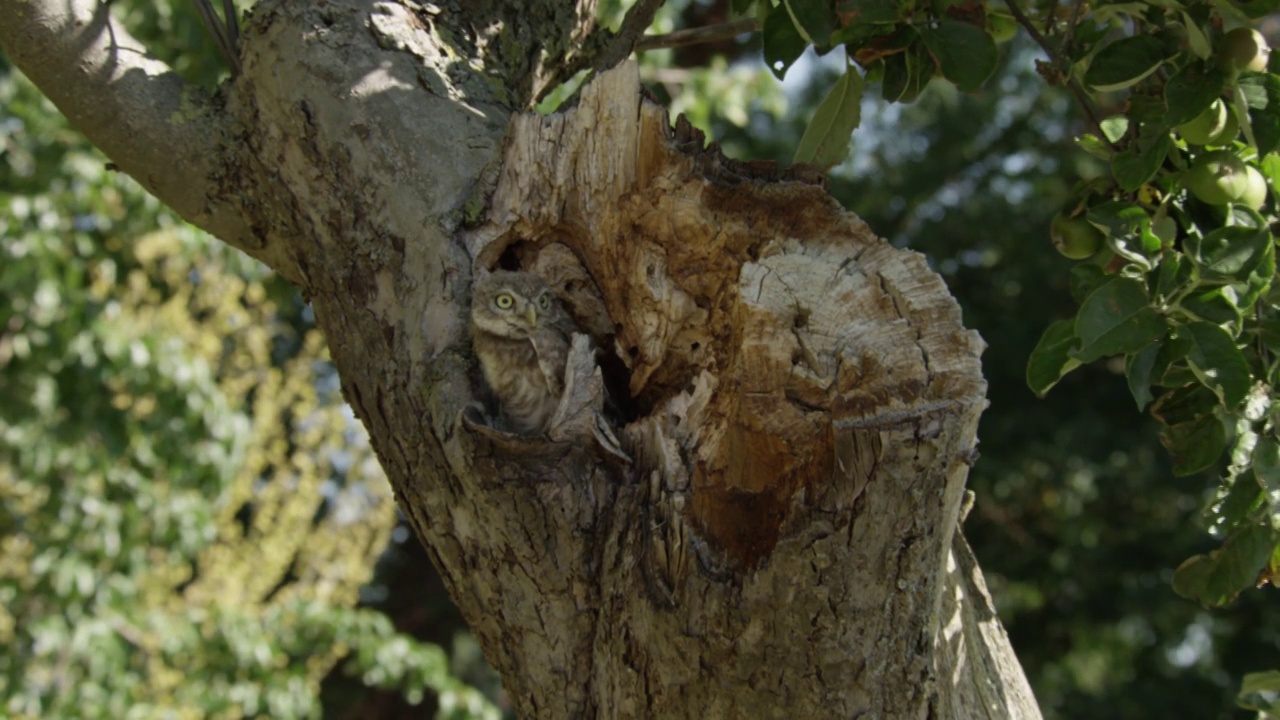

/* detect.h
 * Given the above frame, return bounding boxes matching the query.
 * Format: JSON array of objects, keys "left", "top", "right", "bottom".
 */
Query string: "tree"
[{"left": 11, "top": 0, "right": 1272, "bottom": 717}]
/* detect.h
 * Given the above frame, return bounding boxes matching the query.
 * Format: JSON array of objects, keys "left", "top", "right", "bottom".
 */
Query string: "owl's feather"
[{"left": 471, "top": 270, "right": 577, "bottom": 434}]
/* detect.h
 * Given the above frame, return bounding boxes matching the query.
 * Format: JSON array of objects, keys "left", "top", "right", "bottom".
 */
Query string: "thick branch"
[{"left": 0, "top": 0, "right": 259, "bottom": 261}]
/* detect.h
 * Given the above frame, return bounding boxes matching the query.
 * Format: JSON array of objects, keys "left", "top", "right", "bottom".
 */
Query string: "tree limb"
[
  {"left": 0, "top": 0, "right": 258, "bottom": 262},
  {"left": 594, "top": 0, "right": 667, "bottom": 71},
  {"left": 1002, "top": 0, "right": 1115, "bottom": 149},
  {"left": 636, "top": 18, "right": 759, "bottom": 52}
]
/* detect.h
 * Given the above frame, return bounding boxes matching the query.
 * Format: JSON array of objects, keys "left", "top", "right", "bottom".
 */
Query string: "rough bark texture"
[{"left": 0, "top": 0, "right": 1042, "bottom": 718}]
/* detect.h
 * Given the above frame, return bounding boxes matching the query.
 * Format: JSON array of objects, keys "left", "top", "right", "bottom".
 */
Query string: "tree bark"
[{"left": 0, "top": 0, "right": 1042, "bottom": 717}]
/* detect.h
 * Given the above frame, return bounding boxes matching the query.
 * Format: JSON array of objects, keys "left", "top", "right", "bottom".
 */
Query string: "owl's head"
[{"left": 471, "top": 269, "right": 558, "bottom": 339}]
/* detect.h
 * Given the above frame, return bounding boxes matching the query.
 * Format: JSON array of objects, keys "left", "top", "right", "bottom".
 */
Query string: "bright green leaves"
[
  {"left": 916, "top": 20, "right": 998, "bottom": 92},
  {"left": 795, "top": 62, "right": 865, "bottom": 166},
  {"left": 1084, "top": 35, "right": 1172, "bottom": 92}
]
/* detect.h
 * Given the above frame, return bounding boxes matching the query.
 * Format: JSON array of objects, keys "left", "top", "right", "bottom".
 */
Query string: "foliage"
[{"left": 0, "top": 40, "right": 496, "bottom": 720}]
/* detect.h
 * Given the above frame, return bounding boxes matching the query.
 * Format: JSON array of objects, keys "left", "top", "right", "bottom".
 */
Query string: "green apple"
[
  {"left": 1219, "top": 27, "right": 1271, "bottom": 73},
  {"left": 1240, "top": 165, "right": 1269, "bottom": 210},
  {"left": 1177, "top": 100, "right": 1229, "bottom": 145},
  {"left": 1050, "top": 212, "right": 1104, "bottom": 259},
  {"left": 1205, "top": 105, "right": 1239, "bottom": 147},
  {"left": 1185, "top": 150, "right": 1250, "bottom": 205}
]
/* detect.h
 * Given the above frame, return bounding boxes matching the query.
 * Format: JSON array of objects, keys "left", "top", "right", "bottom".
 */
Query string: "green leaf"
[
  {"left": 1235, "top": 0, "right": 1280, "bottom": 18},
  {"left": 1184, "top": 225, "right": 1271, "bottom": 282},
  {"left": 732, "top": 0, "right": 757, "bottom": 14},
  {"left": 1075, "top": 133, "right": 1114, "bottom": 161},
  {"left": 783, "top": 0, "right": 837, "bottom": 48},
  {"left": 1099, "top": 116, "right": 1129, "bottom": 143},
  {"left": 1164, "top": 62, "right": 1226, "bottom": 126},
  {"left": 1087, "top": 200, "right": 1150, "bottom": 237},
  {"left": 794, "top": 63, "right": 865, "bottom": 168},
  {"left": 1239, "top": 671, "right": 1280, "bottom": 713},
  {"left": 1069, "top": 262, "right": 1109, "bottom": 304},
  {"left": 1083, "top": 35, "right": 1170, "bottom": 92},
  {"left": 1155, "top": 251, "right": 1190, "bottom": 299},
  {"left": 1179, "top": 286, "right": 1244, "bottom": 326},
  {"left": 1159, "top": 407, "right": 1227, "bottom": 475},
  {"left": 1026, "top": 319, "right": 1082, "bottom": 397},
  {"left": 1125, "top": 341, "right": 1162, "bottom": 410},
  {"left": 1172, "top": 524, "right": 1275, "bottom": 607},
  {"left": 1111, "top": 130, "right": 1171, "bottom": 191},
  {"left": 1241, "top": 73, "right": 1280, "bottom": 154},
  {"left": 1183, "top": 321, "right": 1250, "bottom": 407},
  {"left": 1151, "top": 333, "right": 1193, "bottom": 387},
  {"left": 1260, "top": 152, "right": 1280, "bottom": 197},
  {"left": 1215, "top": 470, "right": 1266, "bottom": 532},
  {"left": 1180, "top": 12, "right": 1213, "bottom": 60},
  {"left": 1253, "top": 435, "right": 1280, "bottom": 523},
  {"left": 1073, "top": 278, "right": 1168, "bottom": 363},
  {"left": 881, "top": 39, "right": 931, "bottom": 103},
  {"left": 917, "top": 20, "right": 997, "bottom": 93},
  {"left": 1239, "top": 233, "right": 1276, "bottom": 307},
  {"left": 764, "top": 5, "right": 810, "bottom": 79}
]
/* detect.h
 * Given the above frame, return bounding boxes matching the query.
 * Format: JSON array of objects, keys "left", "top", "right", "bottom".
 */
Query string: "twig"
[
  {"left": 191, "top": 0, "right": 241, "bottom": 74},
  {"left": 1002, "top": 0, "right": 1056, "bottom": 65},
  {"left": 636, "top": 18, "right": 760, "bottom": 52},
  {"left": 1003, "top": 0, "right": 1114, "bottom": 148},
  {"left": 538, "top": 0, "right": 667, "bottom": 103},
  {"left": 222, "top": 0, "right": 240, "bottom": 56},
  {"left": 595, "top": 0, "right": 667, "bottom": 71},
  {"left": 1064, "top": 0, "right": 1086, "bottom": 52}
]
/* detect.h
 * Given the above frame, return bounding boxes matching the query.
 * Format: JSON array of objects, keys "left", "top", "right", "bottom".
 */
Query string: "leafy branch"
[{"left": 1001, "top": 0, "right": 1114, "bottom": 148}]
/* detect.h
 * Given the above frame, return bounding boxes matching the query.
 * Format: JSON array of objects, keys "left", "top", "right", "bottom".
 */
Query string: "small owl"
[{"left": 471, "top": 269, "right": 579, "bottom": 435}]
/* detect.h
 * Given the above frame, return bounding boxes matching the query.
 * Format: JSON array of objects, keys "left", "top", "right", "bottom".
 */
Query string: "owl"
[{"left": 471, "top": 269, "right": 579, "bottom": 435}]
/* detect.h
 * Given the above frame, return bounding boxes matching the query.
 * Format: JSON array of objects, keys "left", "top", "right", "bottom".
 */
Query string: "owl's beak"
[{"left": 525, "top": 306, "right": 538, "bottom": 326}]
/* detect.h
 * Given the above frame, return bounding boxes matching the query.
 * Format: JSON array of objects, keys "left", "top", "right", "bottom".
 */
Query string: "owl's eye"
[
  {"left": 495, "top": 293, "right": 515, "bottom": 309},
  {"left": 537, "top": 293, "right": 552, "bottom": 310}
]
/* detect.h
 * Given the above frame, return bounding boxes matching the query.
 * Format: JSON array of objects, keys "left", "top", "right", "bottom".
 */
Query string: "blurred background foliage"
[
  {"left": 0, "top": 1, "right": 499, "bottom": 718},
  {"left": 2, "top": 0, "right": 1277, "bottom": 718}
]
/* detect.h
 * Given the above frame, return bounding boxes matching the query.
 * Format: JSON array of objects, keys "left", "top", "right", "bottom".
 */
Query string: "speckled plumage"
[{"left": 471, "top": 270, "right": 579, "bottom": 434}]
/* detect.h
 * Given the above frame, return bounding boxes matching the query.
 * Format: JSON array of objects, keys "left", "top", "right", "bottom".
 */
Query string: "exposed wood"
[
  {"left": 453, "top": 61, "right": 1014, "bottom": 717},
  {"left": 0, "top": 0, "right": 1042, "bottom": 716}
]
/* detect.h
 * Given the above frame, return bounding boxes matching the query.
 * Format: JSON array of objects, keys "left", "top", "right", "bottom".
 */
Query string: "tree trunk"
[{"left": 0, "top": 0, "right": 1042, "bottom": 717}]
